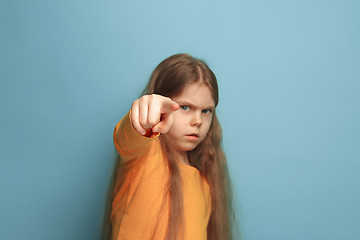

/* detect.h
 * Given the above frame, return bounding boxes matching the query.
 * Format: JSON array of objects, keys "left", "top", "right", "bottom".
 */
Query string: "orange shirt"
[{"left": 112, "top": 111, "right": 212, "bottom": 240}]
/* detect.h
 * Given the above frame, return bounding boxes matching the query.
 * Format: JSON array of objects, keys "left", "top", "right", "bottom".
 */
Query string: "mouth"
[
  {"left": 187, "top": 133, "right": 199, "bottom": 137},
  {"left": 185, "top": 133, "right": 199, "bottom": 141}
]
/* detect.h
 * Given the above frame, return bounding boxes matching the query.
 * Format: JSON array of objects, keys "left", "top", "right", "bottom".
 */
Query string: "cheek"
[
  {"left": 173, "top": 112, "right": 190, "bottom": 126},
  {"left": 202, "top": 119, "right": 213, "bottom": 135}
]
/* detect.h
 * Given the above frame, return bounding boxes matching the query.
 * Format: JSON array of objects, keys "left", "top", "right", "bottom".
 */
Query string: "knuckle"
[
  {"left": 139, "top": 96, "right": 146, "bottom": 104},
  {"left": 164, "top": 96, "right": 171, "bottom": 103},
  {"left": 151, "top": 94, "right": 161, "bottom": 104},
  {"left": 131, "top": 99, "right": 139, "bottom": 109}
]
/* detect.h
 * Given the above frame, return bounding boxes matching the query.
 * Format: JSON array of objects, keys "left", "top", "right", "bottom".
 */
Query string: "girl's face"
[{"left": 166, "top": 81, "right": 215, "bottom": 155}]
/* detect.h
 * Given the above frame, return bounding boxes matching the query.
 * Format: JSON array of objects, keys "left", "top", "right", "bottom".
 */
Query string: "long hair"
[{"left": 101, "top": 53, "right": 238, "bottom": 240}]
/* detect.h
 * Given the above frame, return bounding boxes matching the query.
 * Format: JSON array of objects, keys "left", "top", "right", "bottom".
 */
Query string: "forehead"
[{"left": 172, "top": 82, "right": 215, "bottom": 108}]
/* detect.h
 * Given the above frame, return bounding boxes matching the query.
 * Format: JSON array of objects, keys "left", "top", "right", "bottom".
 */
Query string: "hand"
[{"left": 131, "top": 94, "right": 180, "bottom": 135}]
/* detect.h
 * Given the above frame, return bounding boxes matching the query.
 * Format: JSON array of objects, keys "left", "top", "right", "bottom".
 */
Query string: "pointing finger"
[{"left": 161, "top": 98, "right": 179, "bottom": 115}]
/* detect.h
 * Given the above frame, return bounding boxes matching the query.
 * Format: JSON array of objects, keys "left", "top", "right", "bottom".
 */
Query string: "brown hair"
[{"left": 101, "top": 54, "right": 238, "bottom": 239}]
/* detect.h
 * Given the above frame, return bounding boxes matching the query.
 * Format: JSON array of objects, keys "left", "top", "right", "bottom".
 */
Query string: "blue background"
[{"left": 1, "top": 0, "right": 359, "bottom": 239}]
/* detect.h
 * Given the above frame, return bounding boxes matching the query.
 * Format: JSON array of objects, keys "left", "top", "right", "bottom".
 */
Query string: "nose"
[{"left": 190, "top": 111, "right": 202, "bottom": 127}]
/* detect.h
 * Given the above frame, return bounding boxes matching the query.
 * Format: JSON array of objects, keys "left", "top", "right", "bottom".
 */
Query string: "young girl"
[{"left": 102, "top": 54, "right": 237, "bottom": 240}]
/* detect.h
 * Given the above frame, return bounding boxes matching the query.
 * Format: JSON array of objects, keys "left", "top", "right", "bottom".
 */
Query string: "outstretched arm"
[{"left": 113, "top": 94, "right": 179, "bottom": 161}]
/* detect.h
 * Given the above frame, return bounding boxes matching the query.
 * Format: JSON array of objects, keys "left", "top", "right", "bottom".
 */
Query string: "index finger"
[{"left": 161, "top": 98, "right": 180, "bottom": 115}]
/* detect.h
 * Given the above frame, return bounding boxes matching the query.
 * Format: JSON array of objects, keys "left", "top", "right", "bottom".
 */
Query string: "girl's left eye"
[{"left": 202, "top": 109, "right": 213, "bottom": 114}]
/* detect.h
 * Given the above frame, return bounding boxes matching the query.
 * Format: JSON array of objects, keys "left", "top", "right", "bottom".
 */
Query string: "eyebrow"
[{"left": 176, "top": 100, "right": 215, "bottom": 110}]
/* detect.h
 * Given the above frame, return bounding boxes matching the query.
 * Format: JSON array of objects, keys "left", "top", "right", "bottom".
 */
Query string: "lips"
[
  {"left": 185, "top": 133, "right": 199, "bottom": 141},
  {"left": 187, "top": 133, "right": 199, "bottom": 137}
]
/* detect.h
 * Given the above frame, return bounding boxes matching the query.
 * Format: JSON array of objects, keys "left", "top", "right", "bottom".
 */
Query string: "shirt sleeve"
[{"left": 113, "top": 111, "right": 160, "bottom": 162}]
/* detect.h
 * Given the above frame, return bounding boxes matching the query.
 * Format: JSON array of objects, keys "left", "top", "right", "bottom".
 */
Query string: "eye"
[
  {"left": 202, "top": 109, "right": 213, "bottom": 114},
  {"left": 180, "top": 105, "right": 190, "bottom": 111}
]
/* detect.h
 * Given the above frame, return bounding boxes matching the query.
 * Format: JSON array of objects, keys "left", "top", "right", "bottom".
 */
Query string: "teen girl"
[{"left": 102, "top": 54, "right": 237, "bottom": 240}]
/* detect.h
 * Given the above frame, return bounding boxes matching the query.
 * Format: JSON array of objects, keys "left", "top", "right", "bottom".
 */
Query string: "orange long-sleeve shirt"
[{"left": 111, "top": 111, "right": 212, "bottom": 240}]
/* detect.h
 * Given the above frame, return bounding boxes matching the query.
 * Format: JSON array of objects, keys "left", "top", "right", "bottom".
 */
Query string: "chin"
[{"left": 180, "top": 144, "right": 198, "bottom": 152}]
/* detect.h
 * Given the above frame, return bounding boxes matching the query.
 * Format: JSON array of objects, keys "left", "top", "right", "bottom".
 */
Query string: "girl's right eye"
[{"left": 180, "top": 105, "right": 190, "bottom": 111}]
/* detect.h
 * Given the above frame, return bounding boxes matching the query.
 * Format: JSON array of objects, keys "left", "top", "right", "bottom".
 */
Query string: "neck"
[{"left": 173, "top": 150, "right": 190, "bottom": 166}]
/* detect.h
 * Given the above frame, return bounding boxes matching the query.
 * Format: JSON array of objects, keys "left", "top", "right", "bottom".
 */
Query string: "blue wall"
[{"left": 1, "top": 0, "right": 359, "bottom": 239}]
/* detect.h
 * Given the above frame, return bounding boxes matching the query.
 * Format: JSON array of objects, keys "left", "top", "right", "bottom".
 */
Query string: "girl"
[{"left": 102, "top": 54, "right": 237, "bottom": 240}]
